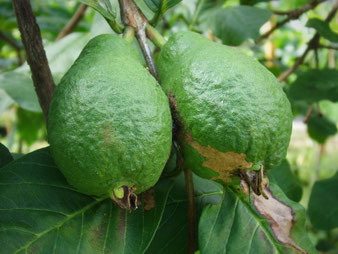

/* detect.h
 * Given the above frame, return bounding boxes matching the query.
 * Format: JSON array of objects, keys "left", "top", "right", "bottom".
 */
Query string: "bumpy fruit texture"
[
  {"left": 157, "top": 31, "right": 292, "bottom": 184},
  {"left": 48, "top": 34, "right": 172, "bottom": 196}
]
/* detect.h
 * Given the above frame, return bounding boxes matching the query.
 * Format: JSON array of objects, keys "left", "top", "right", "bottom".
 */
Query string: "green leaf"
[
  {"left": 0, "top": 89, "right": 13, "bottom": 115},
  {"left": 307, "top": 113, "right": 337, "bottom": 144},
  {"left": 289, "top": 69, "right": 338, "bottom": 103},
  {"left": 267, "top": 159, "right": 303, "bottom": 202},
  {"left": 204, "top": 6, "right": 272, "bottom": 46},
  {"left": 0, "top": 33, "right": 89, "bottom": 112},
  {"left": 199, "top": 183, "right": 317, "bottom": 254},
  {"left": 45, "top": 33, "right": 90, "bottom": 83},
  {"left": 240, "top": 0, "right": 271, "bottom": 5},
  {"left": 319, "top": 100, "right": 338, "bottom": 122},
  {"left": 146, "top": 173, "right": 223, "bottom": 253},
  {"left": 0, "top": 147, "right": 174, "bottom": 254},
  {"left": 144, "top": 0, "right": 182, "bottom": 14},
  {"left": 79, "top": 0, "right": 116, "bottom": 21},
  {"left": 306, "top": 18, "right": 338, "bottom": 43},
  {"left": 17, "top": 108, "right": 46, "bottom": 146},
  {"left": 308, "top": 172, "right": 338, "bottom": 231},
  {"left": 0, "top": 143, "right": 13, "bottom": 168},
  {"left": 0, "top": 72, "right": 41, "bottom": 112}
]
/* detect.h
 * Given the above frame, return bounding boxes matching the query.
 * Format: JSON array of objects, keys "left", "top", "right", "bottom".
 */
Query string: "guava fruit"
[
  {"left": 157, "top": 31, "right": 292, "bottom": 192},
  {"left": 48, "top": 34, "right": 172, "bottom": 209}
]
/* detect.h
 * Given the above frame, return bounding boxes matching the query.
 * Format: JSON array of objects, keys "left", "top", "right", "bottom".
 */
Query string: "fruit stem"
[
  {"left": 183, "top": 165, "right": 196, "bottom": 253},
  {"left": 118, "top": 0, "right": 159, "bottom": 79},
  {"left": 145, "top": 24, "right": 167, "bottom": 49}
]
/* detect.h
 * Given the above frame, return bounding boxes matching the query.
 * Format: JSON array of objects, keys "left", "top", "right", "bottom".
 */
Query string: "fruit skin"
[
  {"left": 48, "top": 34, "right": 172, "bottom": 196},
  {"left": 157, "top": 31, "right": 292, "bottom": 184}
]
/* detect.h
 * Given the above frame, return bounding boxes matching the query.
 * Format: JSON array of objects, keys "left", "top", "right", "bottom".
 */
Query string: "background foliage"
[{"left": 0, "top": 0, "right": 337, "bottom": 253}]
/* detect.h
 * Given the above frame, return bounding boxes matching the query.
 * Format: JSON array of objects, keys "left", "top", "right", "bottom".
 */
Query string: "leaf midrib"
[
  {"left": 230, "top": 188, "right": 283, "bottom": 254},
  {"left": 13, "top": 196, "right": 108, "bottom": 254}
]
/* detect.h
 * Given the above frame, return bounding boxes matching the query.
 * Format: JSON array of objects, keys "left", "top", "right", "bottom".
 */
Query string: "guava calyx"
[
  {"left": 237, "top": 165, "right": 269, "bottom": 199},
  {"left": 112, "top": 186, "right": 138, "bottom": 210}
]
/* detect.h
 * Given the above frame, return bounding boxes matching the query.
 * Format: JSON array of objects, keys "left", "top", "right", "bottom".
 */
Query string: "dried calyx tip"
[{"left": 112, "top": 185, "right": 138, "bottom": 210}]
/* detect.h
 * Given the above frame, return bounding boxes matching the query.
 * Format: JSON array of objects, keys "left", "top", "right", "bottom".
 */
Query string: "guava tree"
[{"left": 0, "top": 0, "right": 337, "bottom": 253}]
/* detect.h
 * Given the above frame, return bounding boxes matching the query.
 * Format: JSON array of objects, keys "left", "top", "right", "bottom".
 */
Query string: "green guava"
[
  {"left": 48, "top": 34, "right": 172, "bottom": 209},
  {"left": 157, "top": 31, "right": 293, "bottom": 190}
]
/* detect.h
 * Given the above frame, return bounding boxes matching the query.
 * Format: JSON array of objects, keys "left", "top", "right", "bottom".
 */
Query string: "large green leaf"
[
  {"left": 0, "top": 147, "right": 174, "bottom": 254},
  {"left": 144, "top": 0, "right": 182, "bottom": 14},
  {"left": 288, "top": 69, "right": 338, "bottom": 103},
  {"left": 308, "top": 172, "right": 338, "bottom": 231},
  {"left": 0, "top": 33, "right": 90, "bottom": 112},
  {"left": 267, "top": 159, "right": 303, "bottom": 202},
  {"left": 0, "top": 72, "right": 41, "bottom": 112},
  {"left": 0, "top": 89, "right": 13, "bottom": 115},
  {"left": 203, "top": 6, "right": 272, "bottom": 46},
  {"left": 0, "top": 142, "right": 13, "bottom": 168},
  {"left": 306, "top": 18, "right": 338, "bottom": 43},
  {"left": 16, "top": 108, "right": 46, "bottom": 146},
  {"left": 199, "top": 183, "right": 317, "bottom": 254},
  {"left": 307, "top": 113, "right": 337, "bottom": 144},
  {"left": 146, "top": 173, "right": 223, "bottom": 254}
]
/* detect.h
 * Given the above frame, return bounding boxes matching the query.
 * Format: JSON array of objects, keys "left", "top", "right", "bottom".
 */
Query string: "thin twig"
[
  {"left": 0, "top": 30, "right": 21, "bottom": 51},
  {"left": 318, "top": 44, "right": 338, "bottom": 50},
  {"left": 303, "top": 105, "right": 313, "bottom": 123},
  {"left": 277, "top": 45, "right": 313, "bottom": 82},
  {"left": 56, "top": 4, "right": 88, "bottom": 41},
  {"left": 0, "top": 30, "right": 24, "bottom": 64},
  {"left": 278, "top": 0, "right": 338, "bottom": 82},
  {"left": 11, "top": 0, "right": 56, "bottom": 123},
  {"left": 257, "top": 0, "right": 326, "bottom": 44},
  {"left": 118, "top": 0, "right": 158, "bottom": 79}
]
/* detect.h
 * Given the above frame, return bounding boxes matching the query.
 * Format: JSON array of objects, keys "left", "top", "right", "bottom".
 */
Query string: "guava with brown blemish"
[
  {"left": 157, "top": 31, "right": 292, "bottom": 185},
  {"left": 48, "top": 34, "right": 172, "bottom": 208}
]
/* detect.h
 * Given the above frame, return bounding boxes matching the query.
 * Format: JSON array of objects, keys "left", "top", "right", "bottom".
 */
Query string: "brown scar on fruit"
[
  {"left": 254, "top": 185, "right": 306, "bottom": 254},
  {"left": 185, "top": 132, "right": 252, "bottom": 182}
]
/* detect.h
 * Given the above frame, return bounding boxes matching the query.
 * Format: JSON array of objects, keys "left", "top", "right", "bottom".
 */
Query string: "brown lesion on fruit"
[
  {"left": 100, "top": 123, "right": 119, "bottom": 148},
  {"left": 185, "top": 132, "right": 252, "bottom": 183},
  {"left": 253, "top": 183, "right": 307, "bottom": 254},
  {"left": 112, "top": 186, "right": 138, "bottom": 210}
]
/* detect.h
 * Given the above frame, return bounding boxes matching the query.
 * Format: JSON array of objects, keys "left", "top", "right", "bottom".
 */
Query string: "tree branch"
[
  {"left": 257, "top": 0, "right": 326, "bottom": 44},
  {"left": 319, "top": 44, "right": 338, "bottom": 50},
  {"left": 0, "top": 30, "right": 24, "bottom": 65},
  {"left": 11, "top": 0, "right": 55, "bottom": 123},
  {"left": 56, "top": 4, "right": 88, "bottom": 41},
  {"left": 278, "top": 0, "right": 338, "bottom": 82},
  {"left": 118, "top": 0, "right": 158, "bottom": 79}
]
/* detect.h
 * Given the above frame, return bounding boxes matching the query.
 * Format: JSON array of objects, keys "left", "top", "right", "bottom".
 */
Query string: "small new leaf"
[
  {"left": 144, "top": 0, "right": 182, "bottom": 14},
  {"left": 306, "top": 18, "right": 338, "bottom": 43},
  {"left": 79, "top": 0, "right": 116, "bottom": 21}
]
